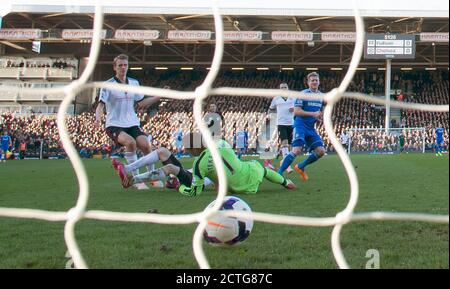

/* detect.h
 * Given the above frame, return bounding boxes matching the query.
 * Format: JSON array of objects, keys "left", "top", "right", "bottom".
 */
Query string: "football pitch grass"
[{"left": 0, "top": 153, "right": 448, "bottom": 269}]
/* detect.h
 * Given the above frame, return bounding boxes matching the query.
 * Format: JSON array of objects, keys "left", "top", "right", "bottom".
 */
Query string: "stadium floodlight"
[
  {"left": 155, "top": 67, "right": 168, "bottom": 70},
  {"left": 180, "top": 67, "right": 194, "bottom": 70}
]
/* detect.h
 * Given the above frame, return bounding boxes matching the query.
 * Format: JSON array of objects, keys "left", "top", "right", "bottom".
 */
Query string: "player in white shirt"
[
  {"left": 266, "top": 82, "right": 295, "bottom": 173},
  {"left": 204, "top": 102, "right": 225, "bottom": 139},
  {"left": 340, "top": 130, "right": 350, "bottom": 152},
  {"left": 95, "top": 54, "right": 160, "bottom": 190}
]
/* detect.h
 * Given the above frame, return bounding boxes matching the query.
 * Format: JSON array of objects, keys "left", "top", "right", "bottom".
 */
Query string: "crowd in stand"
[
  {"left": 0, "top": 70, "right": 448, "bottom": 158},
  {"left": 348, "top": 129, "right": 429, "bottom": 154},
  {"left": 0, "top": 57, "right": 77, "bottom": 69}
]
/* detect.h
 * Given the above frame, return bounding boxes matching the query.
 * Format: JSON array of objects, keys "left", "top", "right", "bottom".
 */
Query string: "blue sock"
[
  {"left": 298, "top": 152, "right": 319, "bottom": 170},
  {"left": 278, "top": 152, "right": 296, "bottom": 174}
]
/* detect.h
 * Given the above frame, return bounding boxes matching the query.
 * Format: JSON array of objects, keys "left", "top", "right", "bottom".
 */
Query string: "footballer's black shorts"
[
  {"left": 105, "top": 126, "right": 146, "bottom": 146},
  {"left": 178, "top": 169, "right": 193, "bottom": 187},
  {"left": 278, "top": 125, "right": 293, "bottom": 144}
]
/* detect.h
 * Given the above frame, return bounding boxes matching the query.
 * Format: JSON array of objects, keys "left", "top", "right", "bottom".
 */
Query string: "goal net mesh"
[{"left": 0, "top": 1, "right": 448, "bottom": 269}]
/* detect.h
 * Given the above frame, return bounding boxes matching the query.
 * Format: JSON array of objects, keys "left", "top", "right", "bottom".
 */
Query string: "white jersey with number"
[
  {"left": 269, "top": 96, "right": 295, "bottom": 126},
  {"left": 99, "top": 77, "right": 144, "bottom": 128}
]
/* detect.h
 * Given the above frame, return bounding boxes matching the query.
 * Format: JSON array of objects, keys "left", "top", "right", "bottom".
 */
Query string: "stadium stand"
[{"left": 1, "top": 70, "right": 448, "bottom": 158}]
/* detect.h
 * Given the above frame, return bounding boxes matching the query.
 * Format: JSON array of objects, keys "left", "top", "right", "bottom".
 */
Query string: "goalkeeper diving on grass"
[{"left": 112, "top": 132, "right": 296, "bottom": 196}]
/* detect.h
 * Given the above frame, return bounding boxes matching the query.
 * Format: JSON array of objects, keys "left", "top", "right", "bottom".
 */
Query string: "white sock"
[
  {"left": 281, "top": 145, "right": 290, "bottom": 158},
  {"left": 204, "top": 177, "right": 214, "bottom": 187},
  {"left": 147, "top": 163, "right": 155, "bottom": 173},
  {"left": 188, "top": 168, "right": 214, "bottom": 187},
  {"left": 133, "top": 169, "right": 166, "bottom": 183},
  {"left": 146, "top": 148, "right": 156, "bottom": 172},
  {"left": 125, "top": 150, "right": 159, "bottom": 175},
  {"left": 124, "top": 152, "right": 139, "bottom": 175}
]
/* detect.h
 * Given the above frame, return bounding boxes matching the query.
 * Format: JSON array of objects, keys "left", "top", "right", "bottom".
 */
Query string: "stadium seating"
[{"left": 0, "top": 70, "right": 448, "bottom": 158}]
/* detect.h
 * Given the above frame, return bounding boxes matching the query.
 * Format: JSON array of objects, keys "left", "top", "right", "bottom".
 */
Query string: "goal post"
[{"left": 348, "top": 127, "right": 427, "bottom": 155}]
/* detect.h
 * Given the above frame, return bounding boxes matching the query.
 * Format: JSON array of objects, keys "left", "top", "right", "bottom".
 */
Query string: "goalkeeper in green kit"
[{"left": 113, "top": 132, "right": 296, "bottom": 196}]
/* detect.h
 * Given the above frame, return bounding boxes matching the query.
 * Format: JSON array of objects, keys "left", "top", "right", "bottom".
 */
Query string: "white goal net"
[{"left": 0, "top": 1, "right": 448, "bottom": 269}]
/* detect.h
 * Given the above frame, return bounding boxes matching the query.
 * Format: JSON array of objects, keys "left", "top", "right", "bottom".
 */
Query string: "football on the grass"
[{"left": 203, "top": 196, "right": 253, "bottom": 246}]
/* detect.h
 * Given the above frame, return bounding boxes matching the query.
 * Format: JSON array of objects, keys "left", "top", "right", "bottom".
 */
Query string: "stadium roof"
[
  {"left": 0, "top": 1, "right": 448, "bottom": 69},
  {"left": 2, "top": 0, "right": 449, "bottom": 17}
]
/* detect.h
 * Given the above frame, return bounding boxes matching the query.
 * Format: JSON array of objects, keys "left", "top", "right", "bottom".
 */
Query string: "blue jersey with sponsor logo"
[
  {"left": 234, "top": 130, "right": 248, "bottom": 149},
  {"left": 294, "top": 89, "right": 324, "bottom": 129},
  {"left": 1, "top": 135, "right": 11, "bottom": 148},
  {"left": 436, "top": 128, "right": 444, "bottom": 140},
  {"left": 174, "top": 130, "right": 183, "bottom": 142}
]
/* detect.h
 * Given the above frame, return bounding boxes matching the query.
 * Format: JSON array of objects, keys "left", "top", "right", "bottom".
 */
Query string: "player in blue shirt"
[
  {"left": 234, "top": 127, "right": 248, "bottom": 159},
  {"left": 278, "top": 72, "right": 326, "bottom": 181},
  {"left": 1, "top": 131, "right": 12, "bottom": 162},
  {"left": 435, "top": 125, "right": 445, "bottom": 156},
  {"left": 173, "top": 127, "right": 183, "bottom": 158}
]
